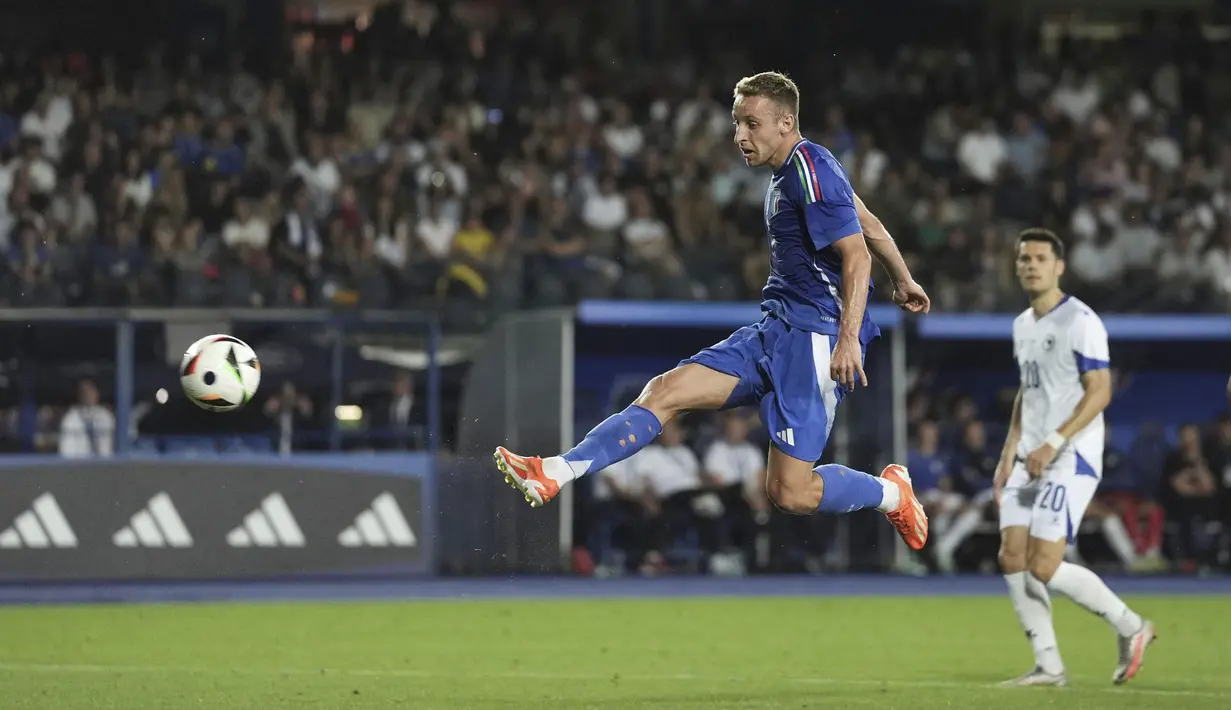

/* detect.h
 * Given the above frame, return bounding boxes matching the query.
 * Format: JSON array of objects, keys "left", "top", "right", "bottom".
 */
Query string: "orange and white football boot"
[
  {"left": 881, "top": 464, "right": 929, "bottom": 550},
  {"left": 492, "top": 447, "right": 562, "bottom": 508}
]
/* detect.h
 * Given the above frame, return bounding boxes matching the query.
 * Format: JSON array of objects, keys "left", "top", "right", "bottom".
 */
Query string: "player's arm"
[
  {"left": 853, "top": 193, "right": 930, "bottom": 313},
  {"left": 1052, "top": 368, "right": 1112, "bottom": 443},
  {"left": 830, "top": 234, "right": 873, "bottom": 344},
  {"left": 1054, "top": 314, "right": 1113, "bottom": 444},
  {"left": 853, "top": 193, "right": 910, "bottom": 285}
]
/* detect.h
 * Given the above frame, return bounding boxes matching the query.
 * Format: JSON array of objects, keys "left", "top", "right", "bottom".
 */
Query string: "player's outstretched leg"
[
  {"left": 765, "top": 449, "right": 928, "bottom": 550},
  {"left": 495, "top": 363, "right": 738, "bottom": 507}
]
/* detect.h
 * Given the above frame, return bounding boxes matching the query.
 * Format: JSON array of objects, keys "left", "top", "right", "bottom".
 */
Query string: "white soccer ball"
[{"left": 179, "top": 334, "right": 261, "bottom": 412}]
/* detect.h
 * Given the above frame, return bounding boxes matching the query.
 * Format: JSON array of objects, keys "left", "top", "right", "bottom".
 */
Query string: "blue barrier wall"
[{"left": 573, "top": 300, "right": 1231, "bottom": 444}]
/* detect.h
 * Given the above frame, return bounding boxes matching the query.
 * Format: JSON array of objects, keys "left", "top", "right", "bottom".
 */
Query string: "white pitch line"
[{"left": 0, "top": 663, "right": 1227, "bottom": 699}]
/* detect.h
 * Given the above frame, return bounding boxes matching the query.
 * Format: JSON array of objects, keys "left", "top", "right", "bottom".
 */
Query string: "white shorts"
[{"left": 998, "top": 451, "right": 1101, "bottom": 543}]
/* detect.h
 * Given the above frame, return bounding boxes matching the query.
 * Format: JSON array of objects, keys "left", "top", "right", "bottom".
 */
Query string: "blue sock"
[
  {"left": 561, "top": 405, "right": 663, "bottom": 477},
  {"left": 814, "top": 464, "right": 886, "bottom": 514}
]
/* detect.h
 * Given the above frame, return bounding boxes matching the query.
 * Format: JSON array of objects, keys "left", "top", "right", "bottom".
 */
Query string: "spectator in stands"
[
  {"left": 588, "top": 458, "right": 652, "bottom": 574},
  {"left": 1158, "top": 227, "right": 1207, "bottom": 309},
  {"left": 49, "top": 172, "right": 97, "bottom": 242},
  {"left": 581, "top": 174, "right": 628, "bottom": 238},
  {"left": 701, "top": 411, "right": 767, "bottom": 570},
  {"left": 1004, "top": 112, "right": 1048, "bottom": 182},
  {"left": 629, "top": 418, "right": 720, "bottom": 573},
  {"left": 92, "top": 219, "right": 147, "bottom": 305},
  {"left": 1161, "top": 423, "right": 1220, "bottom": 571},
  {"left": 222, "top": 197, "right": 271, "bottom": 274},
  {"left": 270, "top": 182, "right": 323, "bottom": 295},
  {"left": 620, "top": 188, "right": 685, "bottom": 297},
  {"left": 437, "top": 211, "right": 499, "bottom": 303},
  {"left": 58, "top": 378, "right": 114, "bottom": 458},
  {"left": 1204, "top": 413, "right": 1231, "bottom": 566},
  {"left": 1099, "top": 426, "right": 1165, "bottom": 570},
  {"left": 415, "top": 195, "right": 458, "bottom": 271},
  {"left": 939, "top": 394, "right": 979, "bottom": 452},
  {"left": 933, "top": 419, "right": 997, "bottom": 572},
  {"left": 527, "top": 195, "right": 608, "bottom": 305},
  {"left": 170, "top": 218, "right": 214, "bottom": 306},
  {"left": 263, "top": 381, "right": 314, "bottom": 454},
  {"left": 1069, "top": 222, "right": 1126, "bottom": 306},
  {"left": 289, "top": 133, "right": 340, "bottom": 219},
  {"left": 368, "top": 370, "right": 425, "bottom": 451},
  {"left": 908, "top": 420, "right": 962, "bottom": 542},
  {"left": 1205, "top": 225, "right": 1231, "bottom": 309},
  {"left": 956, "top": 118, "right": 1007, "bottom": 188}
]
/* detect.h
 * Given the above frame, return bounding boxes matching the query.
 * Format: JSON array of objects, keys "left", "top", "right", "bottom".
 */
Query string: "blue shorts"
[{"left": 680, "top": 315, "right": 866, "bottom": 463}]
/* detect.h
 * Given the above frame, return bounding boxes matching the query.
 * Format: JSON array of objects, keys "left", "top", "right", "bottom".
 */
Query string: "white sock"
[
  {"left": 1101, "top": 517, "right": 1139, "bottom": 567},
  {"left": 936, "top": 507, "right": 983, "bottom": 559},
  {"left": 1004, "top": 571, "right": 1064, "bottom": 674},
  {"left": 1045, "top": 562, "right": 1143, "bottom": 637},
  {"left": 541, "top": 456, "right": 578, "bottom": 485},
  {"left": 875, "top": 478, "right": 900, "bottom": 513}
]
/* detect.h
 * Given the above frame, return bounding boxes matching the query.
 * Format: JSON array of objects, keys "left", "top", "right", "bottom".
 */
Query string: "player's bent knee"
[
  {"left": 1027, "top": 549, "right": 1063, "bottom": 583},
  {"left": 999, "top": 527, "right": 1029, "bottom": 573},
  {"left": 765, "top": 477, "right": 814, "bottom": 515},
  {"left": 634, "top": 373, "right": 671, "bottom": 409},
  {"left": 1028, "top": 557, "right": 1061, "bottom": 583},
  {"left": 998, "top": 547, "right": 1027, "bottom": 574}
]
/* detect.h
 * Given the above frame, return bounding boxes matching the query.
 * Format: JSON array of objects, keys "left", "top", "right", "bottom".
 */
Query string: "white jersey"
[{"left": 1012, "top": 295, "right": 1109, "bottom": 476}]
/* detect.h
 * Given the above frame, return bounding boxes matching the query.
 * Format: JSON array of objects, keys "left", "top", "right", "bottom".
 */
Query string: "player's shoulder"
[
  {"left": 1057, "top": 296, "right": 1106, "bottom": 330},
  {"left": 796, "top": 140, "right": 846, "bottom": 177},
  {"left": 789, "top": 139, "right": 853, "bottom": 203},
  {"left": 1012, "top": 308, "right": 1034, "bottom": 336}
]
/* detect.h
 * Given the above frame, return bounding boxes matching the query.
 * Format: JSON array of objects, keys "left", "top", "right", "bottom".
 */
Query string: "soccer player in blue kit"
[{"left": 494, "top": 72, "right": 933, "bottom": 551}]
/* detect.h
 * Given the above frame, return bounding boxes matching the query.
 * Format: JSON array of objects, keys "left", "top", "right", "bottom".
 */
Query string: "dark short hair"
[{"left": 1017, "top": 228, "right": 1065, "bottom": 260}]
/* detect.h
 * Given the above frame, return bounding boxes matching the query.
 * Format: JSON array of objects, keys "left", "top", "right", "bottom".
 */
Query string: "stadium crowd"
[
  {"left": 0, "top": 1, "right": 1228, "bottom": 574},
  {"left": 0, "top": 3, "right": 1228, "bottom": 315}
]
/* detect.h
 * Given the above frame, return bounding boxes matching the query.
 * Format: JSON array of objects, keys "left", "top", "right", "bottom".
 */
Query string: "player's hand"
[
  {"left": 892, "top": 280, "right": 931, "bottom": 314},
  {"left": 1025, "top": 444, "right": 1058, "bottom": 479},
  {"left": 830, "top": 337, "right": 866, "bottom": 390}
]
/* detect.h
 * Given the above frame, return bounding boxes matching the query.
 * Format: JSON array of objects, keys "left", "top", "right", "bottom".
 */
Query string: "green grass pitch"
[{"left": 1, "top": 595, "right": 1228, "bottom": 709}]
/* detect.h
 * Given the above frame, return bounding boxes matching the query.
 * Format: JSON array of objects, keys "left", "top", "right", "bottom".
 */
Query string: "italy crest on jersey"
[{"left": 764, "top": 186, "right": 782, "bottom": 226}]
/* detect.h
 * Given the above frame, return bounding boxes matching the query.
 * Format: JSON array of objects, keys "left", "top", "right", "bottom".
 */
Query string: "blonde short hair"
[{"left": 733, "top": 71, "right": 800, "bottom": 117}]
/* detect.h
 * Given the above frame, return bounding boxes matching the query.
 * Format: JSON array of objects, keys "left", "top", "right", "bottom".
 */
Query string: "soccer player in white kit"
[{"left": 994, "top": 229, "right": 1156, "bottom": 687}]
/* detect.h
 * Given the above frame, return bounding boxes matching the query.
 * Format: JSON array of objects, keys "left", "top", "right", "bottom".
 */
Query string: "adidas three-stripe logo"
[
  {"left": 226, "top": 493, "right": 305, "bottom": 547},
  {"left": 338, "top": 492, "right": 416, "bottom": 547},
  {"left": 113, "top": 492, "right": 193, "bottom": 547},
  {"left": 0, "top": 493, "right": 78, "bottom": 548},
  {"left": 776, "top": 429, "right": 795, "bottom": 447}
]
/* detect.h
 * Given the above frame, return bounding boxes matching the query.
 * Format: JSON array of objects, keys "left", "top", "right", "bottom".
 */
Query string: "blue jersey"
[{"left": 760, "top": 139, "right": 880, "bottom": 344}]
